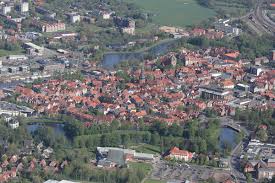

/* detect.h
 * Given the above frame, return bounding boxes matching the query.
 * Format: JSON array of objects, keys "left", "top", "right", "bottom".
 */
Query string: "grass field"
[
  {"left": 132, "top": 144, "right": 161, "bottom": 154},
  {"left": 129, "top": 162, "right": 153, "bottom": 176},
  {"left": 0, "top": 49, "right": 24, "bottom": 57},
  {"left": 22, "top": 117, "right": 65, "bottom": 124},
  {"left": 144, "top": 179, "right": 166, "bottom": 183},
  {"left": 124, "top": 0, "right": 215, "bottom": 27}
]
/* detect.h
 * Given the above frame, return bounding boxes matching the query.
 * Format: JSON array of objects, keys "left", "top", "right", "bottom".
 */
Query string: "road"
[{"left": 229, "top": 141, "right": 246, "bottom": 183}]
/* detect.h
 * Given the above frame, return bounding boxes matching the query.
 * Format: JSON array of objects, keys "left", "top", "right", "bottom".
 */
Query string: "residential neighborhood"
[{"left": 0, "top": 0, "right": 274, "bottom": 183}]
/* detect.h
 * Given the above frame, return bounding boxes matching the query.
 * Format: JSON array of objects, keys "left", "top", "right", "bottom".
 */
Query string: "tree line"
[
  {"left": 185, "top": 35, "right": 275, "bottom": 60},
  {"left": 64, "top": 117, "right": 223, "bottom": 155}
]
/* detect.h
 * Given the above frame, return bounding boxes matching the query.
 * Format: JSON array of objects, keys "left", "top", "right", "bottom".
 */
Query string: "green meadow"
[
  {"left": 0, "top": 49, "right": 24, "bottom": 57},
  {"left": 125, "top": 0, "right": 215, "bottom": 27}
]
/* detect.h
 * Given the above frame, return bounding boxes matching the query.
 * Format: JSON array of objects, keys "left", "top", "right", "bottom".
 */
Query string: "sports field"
[{"left": 125, "top": 0, "right": 215, "bottom": 27}]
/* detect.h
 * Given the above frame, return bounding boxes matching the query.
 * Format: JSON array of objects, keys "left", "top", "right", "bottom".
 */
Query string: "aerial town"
[{"left": 0, "top": 0, "right": 274, "bottom": 183}]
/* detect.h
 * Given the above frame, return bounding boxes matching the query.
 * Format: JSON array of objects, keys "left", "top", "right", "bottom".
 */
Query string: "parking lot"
[{"left": 150, "top": 160, "right": 231, "bottom": 182}]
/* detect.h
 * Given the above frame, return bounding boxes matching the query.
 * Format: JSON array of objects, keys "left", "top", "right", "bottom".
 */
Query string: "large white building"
[
  {"left": 214, "top": 19, "right": 241, "bottom": 36},
  {"left": 20, "top": 2, "right": 29, "bottom": 13},
  {"left": 41, "top": 22, "right": 66, "bottom": 33},
  {"left": 68, "top": 13, "right": 81, "bottom": 23},
  {"left": 2, "top": 5, "right": 12, "bottom": 15},
  {"left": 23, "top": 42, "right": 44, "bottom": 55},
  {"left": 0, "top": 101, "right": 34, "bottom": 117},
  {"left": 8, "top": 120, "right": 19, "bottom": 129}
]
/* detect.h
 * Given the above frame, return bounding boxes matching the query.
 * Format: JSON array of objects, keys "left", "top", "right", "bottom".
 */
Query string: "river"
[
  {"left": 101, "top": 39, "right": 180, "bottom": 69},
  {"left": 27, "top": 123, "right": 65, "bottom": 136},
  {"left": 219, "top": 127, "right": 239, "bottom": 150}
]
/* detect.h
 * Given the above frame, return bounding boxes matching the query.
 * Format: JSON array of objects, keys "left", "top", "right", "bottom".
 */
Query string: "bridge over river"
[{"left": 221, "top": 121, "right": 242, "bottom": 133}]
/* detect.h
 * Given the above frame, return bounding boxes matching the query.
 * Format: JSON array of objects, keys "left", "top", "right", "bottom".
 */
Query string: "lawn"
[
  {"left": 132, "top": 144, "right": 161, "bottom": 154},
  {"left": 135, "top": 23, "right": 159, "bottom": 35},
  {"left": 124, "top": 0, "right": 215, "bottom": 27},
  {"left": 0, "top": 49, "right": 24, "bottom": 57},
  {"left": 22, "top": 117, "right": 65, "bottom": 124},
  {"left": 144, "top": 179, "right": 166, "bottom": 183},
  {"left": 129, "top": 162, "right": 153, "bottom": 175}
]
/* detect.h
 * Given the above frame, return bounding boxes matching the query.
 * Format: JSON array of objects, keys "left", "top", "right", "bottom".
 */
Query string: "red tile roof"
[
  {"left": 224, "top": 52, "right": 240, "bottom": 59},
  {"left": 168, "top": 147, "right": 193, "bottom": 157}
]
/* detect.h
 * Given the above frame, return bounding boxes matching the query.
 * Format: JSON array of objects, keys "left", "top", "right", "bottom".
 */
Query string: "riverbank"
[
  {"left": 22, "top": 116, "right": 66, "bottom": 124},
  {"left": 105, "top": 38, "right": 176, "bottom": 55}
]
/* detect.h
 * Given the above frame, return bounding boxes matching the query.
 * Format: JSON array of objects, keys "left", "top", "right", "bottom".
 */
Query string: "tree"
[
  {"left": 110, "top": 120, "right": 120, "bottom": 131},
  {"left": 150, "top": 133, "right": 160, "bottom": 146},
  {"left": 198, "top": 138, "right": 207, "bottom": 153},
  {"left": 127, "top": 170, "right": 142, "bottom": 183},
  {"left": 64, "top": 120, "right": 84, "bottom": 138},
  {"left": 206, "top": 177, "right": 216, "bottom": 183},
  {"left": 1, "top": 154, "right": 7, "bottom": 163},
  {"left": 138, "top": 120, "right": 147, "bottom": 131},
  {"left": 101, "top": 134, "right": 110, "bottom": 146},
  {"left": 256, "top": 129, "right": 268, "bottom": 142},
  {"left": 31, "top": 175, "right": 43, "bottom": 183},
  {"left": 168, "top": 123, "right": 183, "bottom": 137},
  {"left": 246, "top": 173, "right": 253, "bottom": 183},
  {"left": 205, "top": 108, "right": 217, "bottom": 118},
  {"left": 121, "top": 134, "right": 130, "bottom": 147},
  {"left": 142, "top": 132, "right": 151, "bottom": 144},
  {"left": 185, "top": 120, "right": 199, "bottom": 139},
  {"left": 150, "top": 121, "right": 167, "bottom": 136},
  {"left": 6, "top": 143, "right": 18, "bottom": 156},
  {"left": 33, "top": 127, "right": 57, "bottom": 147}
]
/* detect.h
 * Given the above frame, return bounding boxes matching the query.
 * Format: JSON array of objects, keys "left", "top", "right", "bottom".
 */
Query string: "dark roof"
[
  {"left": 107, "top": 149, "right": 125, "bottom": 166},
  {"left": 97, "top": 159, "right": 113, "bottom": 167}
]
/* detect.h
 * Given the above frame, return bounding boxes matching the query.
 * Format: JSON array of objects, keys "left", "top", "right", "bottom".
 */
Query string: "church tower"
[{"left": 139, "top": 64, "right": 145, "bottom": 84}]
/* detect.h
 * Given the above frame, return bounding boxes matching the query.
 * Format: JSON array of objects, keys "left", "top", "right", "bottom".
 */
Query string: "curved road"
[{"left": 229, "top": 141, "right": 246, "bottom": 183}]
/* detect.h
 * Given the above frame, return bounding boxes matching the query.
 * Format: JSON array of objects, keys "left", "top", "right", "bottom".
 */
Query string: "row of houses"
[
  {"left": 243, "top": 139, "right": 275, "bottom": 180},
  {"left": 0, "top": 101, "right": 34, "bottom": 117}
]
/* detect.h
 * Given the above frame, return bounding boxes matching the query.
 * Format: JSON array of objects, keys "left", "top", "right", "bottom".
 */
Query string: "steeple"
[{"left": 139, "top": 64, "right": 145, "bottom": 84}]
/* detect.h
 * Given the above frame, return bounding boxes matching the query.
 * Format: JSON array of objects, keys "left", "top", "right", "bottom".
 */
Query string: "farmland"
[{"left": 124, "top": 0, "right": 215, "bottom": 27}]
